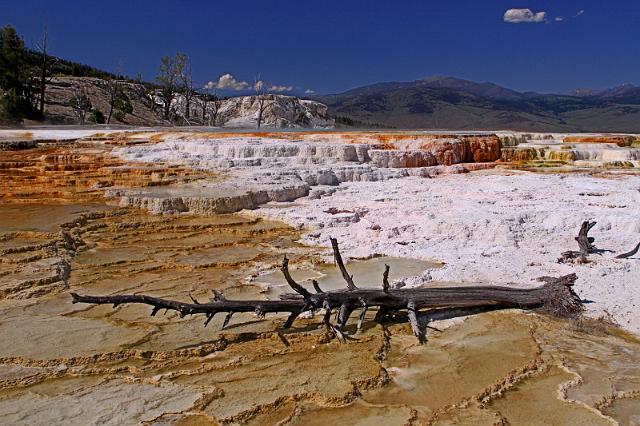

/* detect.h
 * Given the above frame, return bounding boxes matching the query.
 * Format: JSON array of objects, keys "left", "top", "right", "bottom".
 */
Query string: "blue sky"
[{"left": 1, "top": 0, "right": 638, "bottom": 95}]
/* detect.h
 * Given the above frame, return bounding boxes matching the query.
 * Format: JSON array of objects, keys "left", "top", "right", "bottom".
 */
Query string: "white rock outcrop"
[
  {"left": 218, "top": 95, "right": 333, "bottom": 129},
  {"left": 111, "top": 134, "right": 500, "bottom": 215}
]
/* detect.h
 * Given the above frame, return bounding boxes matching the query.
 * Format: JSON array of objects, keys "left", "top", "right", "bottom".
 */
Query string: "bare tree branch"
[
  {"left": 382, "top": 264, "right": 390, "bottom": 293},
  {"left": 616, "top": 241, "right": 640, "bottom": 259},
  {"left": 329, "top": 237, "right": 357, "bottom": 290},
  {"left": 34, "top": 26, "right": 56, "bottom": 116}
]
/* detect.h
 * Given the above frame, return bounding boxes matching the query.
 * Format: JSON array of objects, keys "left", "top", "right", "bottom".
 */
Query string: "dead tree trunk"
[
  {"left": 560, "top": 220, "right": 639, "bottom": 262},
  {"left": 559, "top": 220, "right": 597, "bottom": 263},
  {"left": 211, "top": 96, "right": 221, "bottom": 126},
  {"left": 71, "top": 239, "right": 584, "bottom": 343},
  {"left": 256, "top": 96, "right": 269, "bottom": 129},
  {"left": 35, "top": 27, "right": 55, "bottom": 117}
]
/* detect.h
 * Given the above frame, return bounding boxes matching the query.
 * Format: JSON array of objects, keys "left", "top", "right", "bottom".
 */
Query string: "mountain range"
[{"left": 317, "top": 76, "right": 640, "bottom": 132}]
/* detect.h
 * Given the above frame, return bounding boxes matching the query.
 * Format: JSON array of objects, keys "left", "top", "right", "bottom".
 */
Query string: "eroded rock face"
[
  {"left": 369, "top": 149, "right": 438, "bottom": 168},
  {"left": 119, "top": 133, "right": 500, "bottom": 169},
  {"left": 351, "top": 133, "right": 501, "bottom": 165},
  {"left": 43, "top": 76, "right": 334, "bottom": 128},
  {"left": 412, "top": 139, "right": 465, "bottom": 165},
  {"left": 220, "top": 95, "right": 334, "bottom": 129},
  {"left": 112, "top": 175, "right": 311, "bottom": 214},
  {"left": 45, "top": 77, "right": 160, "bottom": 126},
  {"left": 461, "top": 134, "right": 502, "bottom": 162},
  {"left": 500, "top": 147, "right": 540, "bottom": 162}
]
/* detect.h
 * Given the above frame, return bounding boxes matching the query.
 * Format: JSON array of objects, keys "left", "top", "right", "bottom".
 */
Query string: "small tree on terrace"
[
  {"left": 178, "top": 53, "right": 195, "bottom": 123},
  {"left": 156, "top": 53, "right": 186, "bottom": 122},
  {"left": 107, "top": 86, "right": 133, "bottom": 124},
  {"left": 34, "top": 26, "right": 56, "bottom": 117},
  {"left": 68, "top": 88, "right": 92, "bottom": 124},
  {"left": 106, "top": 78, "right": 120, "bottom": 124},
  {"left": 211, "top": 93, "right": 223, "bottom": 126},
  {"left": 106, "top": 64, "right": 133, "bottom": 124},
  {"left": 254, "top": 75, "right": 272, "bottom": 129},
  {"left": 201, "top": 94, "right": 208, "bottom": 122}
]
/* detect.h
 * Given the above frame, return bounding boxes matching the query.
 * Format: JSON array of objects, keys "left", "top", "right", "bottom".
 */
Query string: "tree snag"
[
  {"left": 559, "top": 220, "right": 597, "bottom": 263},
  {"left": 71, "top": 239, "right": 584, "bottom": 344},
  {"left": 559, "top": 220, "right": 638, "bottom": 262}
]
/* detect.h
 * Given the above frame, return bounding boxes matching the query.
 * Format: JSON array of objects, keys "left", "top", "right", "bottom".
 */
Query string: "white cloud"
[
  {"left": 503, "top": 8, "right": 547, "bottom": 23},
  {"left": 554, "top": 10, "right": 584, "bottom": 23},
  {"left": 268, "top": 85, "right": 293, "bottom": 93},
  {"left": 304, "top": 89, "right": 316, "bottom": 94},
  {"left": 203, "top": 74, "right": 294, "bottom": 94},
  {"left": 203, "top": 73, "right": 249, "bottom": 91}
]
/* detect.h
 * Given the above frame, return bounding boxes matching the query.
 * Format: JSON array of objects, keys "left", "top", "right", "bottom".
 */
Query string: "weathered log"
[
  {"left": 71, "top": 239, "right": 584, "bottom": 343},
  {"left": 71, "top": 279, "right": 584, "bottom": 341},
  {"left": 72, "top": 278, "right": 581, "bottom": 318},
  {"left": 70, "top": 274, "right": 581, "bottom": 342}
]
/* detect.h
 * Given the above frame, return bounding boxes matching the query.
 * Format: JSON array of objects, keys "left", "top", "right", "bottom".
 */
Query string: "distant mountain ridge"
[{"left": 318, "top": 76, "right": 640, "bottom": 132}]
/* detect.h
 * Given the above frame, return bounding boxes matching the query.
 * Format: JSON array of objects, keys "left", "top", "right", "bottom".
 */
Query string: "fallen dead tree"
[{"left": 72, "top": 238, "right": 584, "bottom": 343}]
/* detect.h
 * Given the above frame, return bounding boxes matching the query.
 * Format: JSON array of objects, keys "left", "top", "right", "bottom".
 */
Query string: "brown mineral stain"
[{"left": 0, "top": 143, "right": 216, "bottom": 204}]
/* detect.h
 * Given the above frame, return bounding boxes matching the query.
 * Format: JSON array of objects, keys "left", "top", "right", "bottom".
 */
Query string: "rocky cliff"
[
  {"left": 42, "top": 77, "right": 333, "bottom": 128},
  {"left": 218, "top": 95, "right": 333, "bottom": 129}
]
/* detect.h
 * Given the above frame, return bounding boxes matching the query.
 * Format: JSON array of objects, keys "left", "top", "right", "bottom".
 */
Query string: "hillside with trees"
[{"left": 0, "top": 25, "right": 331, "bottom": 128}]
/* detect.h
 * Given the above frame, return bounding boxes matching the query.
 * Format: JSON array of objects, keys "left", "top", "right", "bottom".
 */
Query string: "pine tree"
[{"left": 0, "top": 25, "right": 35, "bottom": 122}]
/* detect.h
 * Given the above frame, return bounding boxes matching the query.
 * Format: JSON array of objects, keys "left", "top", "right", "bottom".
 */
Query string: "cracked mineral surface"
[{"left": 0, "top": 129, "right": 639, "bottom": 425}]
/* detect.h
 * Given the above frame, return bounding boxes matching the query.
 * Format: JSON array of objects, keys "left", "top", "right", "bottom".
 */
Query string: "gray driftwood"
[{"left": 72, "top": 239, "right": 584, "bottom": 343}]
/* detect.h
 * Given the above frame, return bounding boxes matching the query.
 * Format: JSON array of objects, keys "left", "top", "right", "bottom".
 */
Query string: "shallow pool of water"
[
  {"left": 256, "top": 255, "right": 441, "bottom": 297},
  {"left": 0, "top": 203, "right": 111, "bottom": 232}
]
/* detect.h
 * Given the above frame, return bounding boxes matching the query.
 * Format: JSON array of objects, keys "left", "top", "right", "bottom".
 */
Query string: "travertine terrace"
[{"left": 1, "top": 129, "right": 639, "bottom": 424}]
